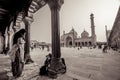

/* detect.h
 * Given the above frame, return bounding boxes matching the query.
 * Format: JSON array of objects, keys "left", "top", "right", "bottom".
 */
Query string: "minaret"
[
  {"left": 90, "top": 13, "right": 96, "bottom": 45},
  {"left": 72, "top": 27, "right": 75, "bottom": 47},
  {"left": 105, "top": 25, "right": 108, "bottom": 43}
]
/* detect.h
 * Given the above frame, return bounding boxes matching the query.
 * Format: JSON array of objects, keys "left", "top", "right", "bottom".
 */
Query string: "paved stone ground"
[{"left": 0, "top": 47, "right": 120, "bottom": 80}]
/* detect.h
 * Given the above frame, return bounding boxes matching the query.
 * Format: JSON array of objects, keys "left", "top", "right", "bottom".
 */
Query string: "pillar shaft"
[
  {"left": 48, "top": 0, "right": 64, "bottom": 60},
  {"left": 51, "top": 8, "right": 61, "bottom": 58},
  {"left": 73, "top": 30, "right": 75, "bottom": 47},
  {"left": 24, "top": 17, "right": 34, "bottom": 64},
  {"left": 7, "top": 29, "right": 12, "bottom": 50},
  {"left": 47, "top": 0, "right": 65, "bottom": 78},
  {"left": 25, "top": 19, "right": 30, "bottom": 55},
  {"left": 0, "top": 32, "right": 4, "bottom": 53}
]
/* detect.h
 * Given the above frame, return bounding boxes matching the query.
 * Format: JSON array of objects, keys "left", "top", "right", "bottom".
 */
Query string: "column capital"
[{"left": 47, "top": 0, "right": 64, "bottom": 10}]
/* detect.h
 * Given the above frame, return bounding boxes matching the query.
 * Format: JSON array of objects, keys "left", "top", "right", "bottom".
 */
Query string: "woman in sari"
[{"left": 8, "top": 29, "right": 26, "bottom": 78}]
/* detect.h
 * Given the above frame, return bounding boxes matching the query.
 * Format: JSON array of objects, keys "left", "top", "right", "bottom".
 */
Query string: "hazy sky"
[{"left": 30, "top": 0, "right": 120, "bottom": 43}]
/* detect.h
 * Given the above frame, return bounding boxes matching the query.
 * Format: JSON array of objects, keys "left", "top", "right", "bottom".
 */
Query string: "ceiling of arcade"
[{"left": 0, "top": 0, "right": 47, "bottom": 34}]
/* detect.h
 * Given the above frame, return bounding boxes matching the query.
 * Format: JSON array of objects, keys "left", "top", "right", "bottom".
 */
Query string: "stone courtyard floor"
[{"left": 0, "top": 47, "right": 120, "bottom": 80}]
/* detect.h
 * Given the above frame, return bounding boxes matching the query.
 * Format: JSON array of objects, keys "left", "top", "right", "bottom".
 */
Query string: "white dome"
[{"left": 69, "top": 28, "right": 78, "bottom": 35}]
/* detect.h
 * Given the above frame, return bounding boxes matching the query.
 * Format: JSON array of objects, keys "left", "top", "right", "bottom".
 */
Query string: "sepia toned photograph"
[{"left": 0, "top": 0, "right": 120, "bottom": 80}]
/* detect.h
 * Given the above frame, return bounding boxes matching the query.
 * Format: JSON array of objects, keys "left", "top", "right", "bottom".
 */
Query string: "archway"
[
  {"left": 66, "top": 36, "right": 72, "bottom": 47},
  {"left": 85, "top": 42, "right": 87, "bottom": 46},
  {"left": 69, "top": 41, "right": 72, "bottom": 46},
  {"left": 75, "top": 42, "right": 77, "bottom": 46},
  {"left": 82, "top": 42, "right": 84, "bottom": 46},
  {"left": 89, "top": 41, "right": 92, "bottom": 46},
  {"left": 78, "top": 42, "right": 80, "bottom": 46}
]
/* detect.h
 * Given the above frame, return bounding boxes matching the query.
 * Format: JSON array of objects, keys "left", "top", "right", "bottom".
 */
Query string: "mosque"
[{"left": 60, "top": 13, "right": 97, "bottom": 47}]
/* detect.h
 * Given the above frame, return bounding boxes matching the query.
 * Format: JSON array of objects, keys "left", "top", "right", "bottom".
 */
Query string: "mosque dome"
[
  {"left": 81, "top": 30, "right": 89, "bottom": 38},
  {"left": 69, "top": 28, "right": 78, "bottom": 35}
]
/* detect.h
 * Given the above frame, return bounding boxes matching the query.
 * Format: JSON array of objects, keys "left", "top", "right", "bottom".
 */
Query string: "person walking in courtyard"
[
  {"left": 103, "top": 45, "right": 108, "bottom": 53},
  {"left": 8, "top": 29, "right": 26, "bottom": 78},
  {"left": 47, "top": 46, "right": 50, "bottom": 52}
]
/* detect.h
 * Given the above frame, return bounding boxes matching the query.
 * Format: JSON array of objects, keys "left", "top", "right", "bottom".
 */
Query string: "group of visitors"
[
  {"left": 102, "top": 45, "right": 108, "bottom": 53},
  {"left": 30, "top": 45, "right": 50, "bottom": 52}
]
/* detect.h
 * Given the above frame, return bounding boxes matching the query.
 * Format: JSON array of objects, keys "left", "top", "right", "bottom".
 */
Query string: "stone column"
[
  {"left": 7, "top": 29, "right": 13, "bottom": 50},
  {"left": 7, "top": 31, "right": 10, "bottom": 50},
  {"left": 117, "top": 38, "right": 119, "bottom": 49},
  {"left": 118, "top": 37, "right": 120, "bottom": 49},
  {"left": 0, "top": 32, "right": 4, "bottom": 54},
  {"left": 4, "top": 33, "right": 7, "bottom": 50},
  {"left": 24, "top": 16, "right": 34, "bottom": 64},
  {"left": 72, "top": 29, "right": 75, "bottom": 47},
  {"left": 47, "top": 0, "right": 65, "bottom": 78}
]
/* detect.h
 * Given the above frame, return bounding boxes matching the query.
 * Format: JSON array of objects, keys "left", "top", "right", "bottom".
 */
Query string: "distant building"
[
  {"left": 30, "top": 40, "right": 39, "bottom": 47},
  {"left": 108, "top": 6, "right": 120, "bottom": 49},
  {"left": 30, "top": 40, "right": 51, "bottom": 48},
  {"left": 61, "top": 13, "right": 97, "bottom": 47}
]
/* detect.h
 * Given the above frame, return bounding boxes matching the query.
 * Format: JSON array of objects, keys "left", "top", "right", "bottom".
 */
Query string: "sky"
[{"left": 30, "top": 0, "right": 120, "bottom": 43}]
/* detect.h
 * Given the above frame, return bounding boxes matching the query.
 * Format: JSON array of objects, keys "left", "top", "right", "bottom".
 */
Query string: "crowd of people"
[
  {"left": 30, "top": 44, "right": 50, "bottom": 52},
  {"left": 76, "top": 44, "right": 110, "bottom": 53}
]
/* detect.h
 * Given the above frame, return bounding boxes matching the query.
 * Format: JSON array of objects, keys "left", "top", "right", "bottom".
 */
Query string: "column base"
[
  {"left": 25, "top": 58, "right": 34, "bottom": 64},
  {"left": 47, "top": 58, "right": 66, "bottom": 79},
  {"left": 25, "top": 54, "right": 34, "bottom": 64}
]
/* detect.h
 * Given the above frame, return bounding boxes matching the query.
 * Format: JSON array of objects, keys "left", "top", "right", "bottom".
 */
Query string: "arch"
[
  {"left": 89, "top": 41, "right": 92, "bottom": 46},
  {"left": 66, "top": 36, "right": 72, "bottom": 47},
  {"left": 75, "top": 42, "right": 77, "bottom": 46},
  {"left": 78, "top": 42, "right": 80, "bottom": 46},
  {"left": 85, "top": 42, "right": 87, "bottom": 46},
  {"left": 82, "top": 42, "right": 84, "bottom": 46}
]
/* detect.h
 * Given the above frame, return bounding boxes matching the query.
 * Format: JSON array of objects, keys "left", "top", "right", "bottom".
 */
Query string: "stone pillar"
[
  {"left": 13, "top": 12, "right": 24, "bottom": 32},
  {"left": 47, "top": 0, "right": 65, "bottom": 78},
  {"left": 24, "top": 16, "right": 34, "bottom": 64},
  {"left": 72, "top": 29, "right": 75, "bottom": 47},
  {"left": 7, "top": 30, "right": 13, "bottom": 50},
  {"left": 0, "top": 32, "right": 4, "bottom": 54},
  {"left": 4, "top": 33, "right": 7, "bottom": 49},
  {"left": 4, "top": 27, "right": 9, "bottom": 50},
  {"left": 117, "top": 38, "right": 119, "bottom": 49}
]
